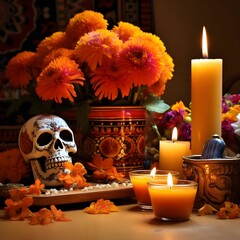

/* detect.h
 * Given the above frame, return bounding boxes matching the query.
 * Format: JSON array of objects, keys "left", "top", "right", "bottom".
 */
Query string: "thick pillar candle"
[
  {"left": 191, "top": 27, "right": 222, "bottom": 154},
  {"left": 159, "top": 127, "right": 190, "bottom": 177}
]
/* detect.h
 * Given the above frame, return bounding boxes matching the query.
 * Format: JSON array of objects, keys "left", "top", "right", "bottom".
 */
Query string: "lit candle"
[
  {"left": 129, "top": 168, "right": 179, "bottom": 210},
  {"left": 148, "top": 173, "right": 197, "bottom": 221},
  {"left": 191, "top": 26, "right": 222, "bottom": 154},
  {"left": 159, "top": 127, "right": 190, "bottom": 177}
]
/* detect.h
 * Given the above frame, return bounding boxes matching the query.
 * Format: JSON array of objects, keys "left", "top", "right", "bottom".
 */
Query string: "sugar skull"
[{"left": 18, "top": 114, "right": 77, "bottom": 187}]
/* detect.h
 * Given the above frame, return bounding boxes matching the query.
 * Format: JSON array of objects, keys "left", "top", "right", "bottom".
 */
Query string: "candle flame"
[
  {"left": 167, "top": 172, "right": 173, "bottom": 187},
  {"left": 202, "top": 26, "right": 208, "bottom": 58},
  {"left": 150, "top": 167, "right": 156, "bottom": 178},
  {"left": 172, "top": 127, "right": 178, "bottom": 142}
]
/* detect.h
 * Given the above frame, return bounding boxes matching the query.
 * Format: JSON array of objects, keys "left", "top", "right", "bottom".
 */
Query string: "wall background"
[{"left": 153, "top": 0, "right": 240, "bottom": 105}]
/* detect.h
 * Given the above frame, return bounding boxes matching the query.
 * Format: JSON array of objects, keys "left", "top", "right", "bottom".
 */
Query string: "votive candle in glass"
[
  {"left": 129, "top": 169, "right": 179, "bottom": 210},
  {"left": 148, "top": 178, "right": 197, "bottom": 221}
]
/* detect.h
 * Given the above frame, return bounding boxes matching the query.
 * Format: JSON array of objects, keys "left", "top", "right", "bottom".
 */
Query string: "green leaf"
[{"left": 143, "top": 95, "right": 170, "bottom": 113}]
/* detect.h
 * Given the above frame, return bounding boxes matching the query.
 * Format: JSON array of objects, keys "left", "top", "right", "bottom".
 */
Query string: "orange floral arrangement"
[
  {"left": 0, "top": 148, "right": 30, "bottom": 183},
  {"left": 5, "top": 10, "right": 174, "bottom": 118}
]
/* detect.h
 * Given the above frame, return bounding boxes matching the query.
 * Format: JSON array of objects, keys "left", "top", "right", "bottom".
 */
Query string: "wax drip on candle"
[
  {"left": 172, "top": 127, "right": 178, "bottom": 143},
  {"left": 202, "top": 26, "right": 208, "bottom": 58}
]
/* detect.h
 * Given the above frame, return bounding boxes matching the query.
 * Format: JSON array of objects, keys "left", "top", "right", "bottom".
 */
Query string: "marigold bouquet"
[{"left": 5, "top": 10, "right": 174, "bottom": 120}]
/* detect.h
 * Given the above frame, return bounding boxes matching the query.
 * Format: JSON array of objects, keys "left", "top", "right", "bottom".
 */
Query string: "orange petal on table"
[
  {"left": 84, "top": 199, "right": 119, "bottom": 214},
  {"left": 50, "top": 205, "right": 71, "bottom": 221},
  {"left": 29, "top": 208, "right": 53, "bottom": 225}
]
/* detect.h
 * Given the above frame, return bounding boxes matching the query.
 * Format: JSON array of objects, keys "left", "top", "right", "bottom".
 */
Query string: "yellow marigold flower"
[
  {"left": 222, "top": 105, "right": 240, "bottom": 122},
  {"left": 75, "top": 29, "right": 122, "bottom": 71},
  {"left": 171, "top": 101, "right": 191, "bottom": 117},
  {"left": 36, "top": 56, "right": 85, "bottom": 103},
  {"left": 112, "top": 21, "right": 142, "bottom": 42},
  {"left": 65, "top": 10, "right": 108, "bottom": 48},
  {"left": 5, "top": 51, "right": 36, "bottom": 88},
  {"left": 0, "top": 148, "right": 30, "bottom": 183},
  {"left": 90, "top": 58, "right": 132, "bottom": 100}
]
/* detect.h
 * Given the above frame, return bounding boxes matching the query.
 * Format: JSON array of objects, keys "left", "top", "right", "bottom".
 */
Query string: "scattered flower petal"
[{"left": 84, "top": 199, "right": 119, "bottom": 214}]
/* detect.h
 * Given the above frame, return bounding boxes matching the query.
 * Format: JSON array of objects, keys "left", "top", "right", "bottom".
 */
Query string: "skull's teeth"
[{"left": 45, "top": 156, "right": 71, "bottom": 170}]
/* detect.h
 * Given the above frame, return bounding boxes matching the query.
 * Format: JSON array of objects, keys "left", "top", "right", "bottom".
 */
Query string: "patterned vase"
[{"left": 60, "top": 106, "right": 146, "bottom": 177}]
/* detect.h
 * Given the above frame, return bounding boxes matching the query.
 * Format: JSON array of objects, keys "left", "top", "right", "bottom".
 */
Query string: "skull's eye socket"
[
  {"left": 60, "top": 130, "right": 73, "bottom": 141},
  {"left": 37, "top": 132, "right": 53, "bottom": 146}
]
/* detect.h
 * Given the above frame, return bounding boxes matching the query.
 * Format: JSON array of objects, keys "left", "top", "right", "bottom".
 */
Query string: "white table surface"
[{"left": 0, "top": 200, "right": 239, "bottom": 240}]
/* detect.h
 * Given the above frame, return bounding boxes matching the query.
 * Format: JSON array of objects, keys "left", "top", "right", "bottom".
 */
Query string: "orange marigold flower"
[
  {"left": 88, "top": 155, "right": 124, "bottom": 182},
  {"left": 90, "top": 58, "right": 132, "bottom": 100},
  {"left": 57, "top": 162, "right": 88, "bottom": 189},
  {"left": 118, "top": 37, "right": 166, "bottom": 87},
  {"left": 112, "top": 21, "right": 142, "bottom": 42},
  {"left": 216, "top": 201, "right": 240, "bottom": 219},
  {"left": 29, "top": 208, "right": 53, "bottom": 225},
  {"left": 66, "top": 10, "right": 108, "bottom": 47},
  {"left": 75, "top": 29, "right": 122, "bottom": 71},
  {"left": 88, "top": 154, "right": 114, "bottom": 170},
  {"left": 104, "top": 167, "right": 125, "bottom": 182},
  {"left": 36, "top": 32, "right": 69, "bottom": 61},
  {"left": 36, "top": 56, "right": 85, "bottom": 103},
  {"left": 50, "top": 205, "right": 71, "bottom": 222},
  {"left": 42, "top": 48, "right": 74, "bottom": 69},
  {"left": 84, "top": 199, "right": 119, "bottom": 214},
  {"left": 5, "top": 51, "right": 36, "bottom": 88},
  {"left": 0, "top": 148, "right": 30, "bottom": 183},
  {"left": 148, "top": 51, "right": 174, "bottom": 96},
  {"left": 28, "top": 179, "right": 45, "bottom": 195},
  {"left": 5, "top": 188, "right": 33, "bottom": 221}
]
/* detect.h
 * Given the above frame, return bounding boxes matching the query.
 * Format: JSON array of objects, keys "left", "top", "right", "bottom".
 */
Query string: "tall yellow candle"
[{"left": 191, "top": 26, "right": 222, "bottom": 154}]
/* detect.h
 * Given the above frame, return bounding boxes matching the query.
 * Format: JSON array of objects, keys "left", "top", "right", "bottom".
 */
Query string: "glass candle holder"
[
  {"left": 148, "top": 179, "right": 197, "bottom": 221},
  {"left": 129, "top": 170, "right": 179, "bottom": 210}
]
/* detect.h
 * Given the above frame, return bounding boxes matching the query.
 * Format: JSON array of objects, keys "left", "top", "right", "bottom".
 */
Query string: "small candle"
[
  {"left": 148, "top": 173, "right": 197, "bottom": 221},
  {"left": 129, "top": 169, "right": 179, "bottom": 210},
  {"left": 159, "top": 127, "right": 190, "bottom": 177},
  {"left": 191, "top": 26, "right": 222, "bottom": 154}
]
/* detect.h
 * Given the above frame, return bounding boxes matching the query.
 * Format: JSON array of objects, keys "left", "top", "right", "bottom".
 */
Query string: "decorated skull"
[{"left": 18, "top": 114, "right": 77, "bottom": 187}]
